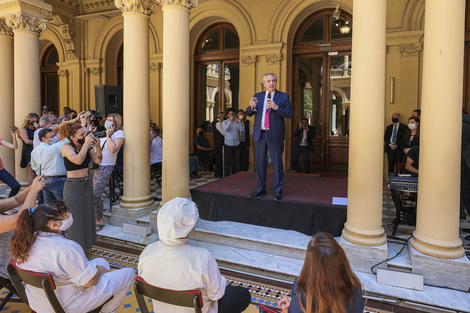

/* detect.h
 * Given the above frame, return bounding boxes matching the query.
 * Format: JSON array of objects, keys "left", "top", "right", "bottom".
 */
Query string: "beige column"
[
  {"left": 6, "top": 13, "right": 48, "bottom": 185},
  {"left": 410, "top": 0, "right": 465, "bottom": 258},
  {"left": 115, "top": 0, "right": 156, "bottom": 208},
  {"left": 0, "top": 22, "right": 15, "bottom": 174},
  {"left": 157, "top": 0, "right": 197, "bottom": 203},
  {"left": 342, "top": 0, "right": 386, "bottom": 246}
]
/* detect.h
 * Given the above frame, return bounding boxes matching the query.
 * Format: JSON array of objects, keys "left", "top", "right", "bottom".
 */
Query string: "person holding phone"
[
  {"left": 59, "top": 122, "right": 103, "bottom": 250},
  {"left": 19, "top": 113, "right": 39, "bottom": 185},
  {"left": 0, "top": 126, "right": 21, "bottom": 197}
]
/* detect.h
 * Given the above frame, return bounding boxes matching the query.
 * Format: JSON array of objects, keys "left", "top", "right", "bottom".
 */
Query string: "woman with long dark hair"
[
  {"left": 277, "top": 233, "right": 364, "bottom": 313},
  {"left": 58, "top": 122, "right": 102, "bottom": 250},
  {"left": 19, "top": 113, "right": 39, "bottom": 185},
  {"left": 9, "top": 201, "right": 134, "bottom": 313},
  {"left": 400, "top": 116, "right": 420, "bottom": 162}
]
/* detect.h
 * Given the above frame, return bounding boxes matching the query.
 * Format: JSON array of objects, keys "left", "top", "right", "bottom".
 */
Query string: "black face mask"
[
  {"left": 76, "top": 138, "right": 85, "bottom": 145},
  {"left": 197, "top": 132, "right": 203, "bottom": 136},
  {"left": 392, "top": 117, "right": 399, "bottom": 123}
]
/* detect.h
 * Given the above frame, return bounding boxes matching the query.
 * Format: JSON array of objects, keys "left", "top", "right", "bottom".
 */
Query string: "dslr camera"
[
  {"left": 87, "top": 130, "right": 107, "bottom": 138},
  {"left": 301, "top": 121, "right": 308, "bottom": 127}
]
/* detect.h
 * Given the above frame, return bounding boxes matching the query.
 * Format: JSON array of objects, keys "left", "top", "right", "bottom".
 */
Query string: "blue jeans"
[
  {"left": 43, "top": 176, "right": 66, "bottom": 203},
  {"left": 0, "top": 168, "right": 21, "bottom": 198}
]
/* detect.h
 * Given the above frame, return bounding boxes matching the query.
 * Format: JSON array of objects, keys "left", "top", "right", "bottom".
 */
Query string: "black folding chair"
[
  {"left": 134, "top": 276, "right": 203, "bottom": 313},
  {"left": 0, "top": 276, "right": 23, "bottom": 310},
  {"left": 7, "top": 260, "right": 112, "bottom": 313}
]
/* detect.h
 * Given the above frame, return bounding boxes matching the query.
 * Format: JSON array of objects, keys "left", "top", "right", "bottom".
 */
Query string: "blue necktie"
[{"left": 392, "top": 125, "right": 397, "bottom": 144}]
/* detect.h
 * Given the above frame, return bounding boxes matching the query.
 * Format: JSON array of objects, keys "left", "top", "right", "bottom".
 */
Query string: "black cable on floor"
[{"left": 370, "top": 235, "right": 413, "bottom": 275}]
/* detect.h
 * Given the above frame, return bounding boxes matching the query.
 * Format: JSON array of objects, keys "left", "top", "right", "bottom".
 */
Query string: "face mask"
[
  {"left": 197, "top": 132, "right": 203, "bottom": 136},
  {"left": 76, "top": 137, "right": 85, "bottom": 144},
  {"left": 408, "top": 123, "right": 417, "bottom": 130},
  {"left": 59, "top": 213, "right": 73, "bottom": 231},
  {"left": 392, "top": 117, "right": 399, "bottom": 123},
  {"left": 238, "top": 115, "right": 244, "bottom": 120},
  {"left": 104, "top": 121, "right": 114, "bottom": 129}
]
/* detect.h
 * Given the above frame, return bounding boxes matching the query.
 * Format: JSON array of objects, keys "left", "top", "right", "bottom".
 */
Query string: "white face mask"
[
  {"left": 408, "top": 123, "right": 417, "bottom": 130},
  {"left": 104, "top": 121, "right": 114, "bottom": 129},
  {"left": 238, "top": 115, "right": 244, "bottom": 120},
  {"left": 59, "top": 214, "right": 73, "bottom": 231}
]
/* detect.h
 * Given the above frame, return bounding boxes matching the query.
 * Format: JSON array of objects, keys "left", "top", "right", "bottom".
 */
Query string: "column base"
[
  {"left": 409, "top": 244, "right": 470, "bottom": 292},
  {"left": 339, "top": 236, "right": 388, "bottom": 273},
  {"left": 342, "top": 222, "right": 387, "bottom": 246},
  {"left": 109, "top": 201, "right": 159, "bottom": 227},
  {"left": 119, "top": 195, "right": 154, "bottom": 208},
  {"left": 410, "top": 231, "right": 464, "bottom": 259}
]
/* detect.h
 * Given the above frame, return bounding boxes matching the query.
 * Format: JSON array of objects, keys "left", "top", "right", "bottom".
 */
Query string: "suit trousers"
[
  {"left": 214, "top": 142, "right": 223, "bottom": 177},
  {"left": 292, "top": 145, "right": 310, "bottom": 173},
  {"left": 239, "top": 141, "right": 249, "bottom": 171},
  {"left": 224, "top": 144, "right": 240, "bottom": 176},
  {"left": 386, "top": 148, "right": 403, "bottom": 174},
  {"left": 254, "top": 131, "right": 284, "bottom": 193}
]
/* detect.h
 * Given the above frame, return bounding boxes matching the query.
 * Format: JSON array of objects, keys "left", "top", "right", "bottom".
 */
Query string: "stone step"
[
  {"left": 136, "top": 214, "right": 151, "bottom": 225},
  {"left": 386, "top": 240, "right": 413, "bottom": 271},
  {"left": 190, "top": 219, "right": 311, "bottom": 260}
]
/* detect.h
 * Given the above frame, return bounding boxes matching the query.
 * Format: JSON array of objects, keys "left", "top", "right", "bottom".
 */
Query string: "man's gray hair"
[
  {"left": 262, "top": 73, "right": 278, "bottom": 83},
  {"left": 39, "top": 114, "right": 56, "bottom": 127}
]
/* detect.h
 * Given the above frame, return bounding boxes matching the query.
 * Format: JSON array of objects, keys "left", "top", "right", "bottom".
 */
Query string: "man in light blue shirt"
[
  {"left": 222, "top": 108, "right": 244, "bottom": 176},
  {"left": 31, "top": 128, "right": 67, "bottom": 203}
]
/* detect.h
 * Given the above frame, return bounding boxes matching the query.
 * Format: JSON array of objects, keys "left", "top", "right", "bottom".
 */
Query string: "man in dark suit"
[
  {"left": 292, "top": 118, "right": 316, "bottom": 173},
  {"left": 384, "top": 113, "right": 406, "bottom": 175},
  {"left": 246, "top": 73, "right": 293, "bottom": 200},
  {"left": 460, "top": 112, "right": 470, "bottom": 221},
  {"left": 211, "top": 112, "right": 225, "bottom": 178}
]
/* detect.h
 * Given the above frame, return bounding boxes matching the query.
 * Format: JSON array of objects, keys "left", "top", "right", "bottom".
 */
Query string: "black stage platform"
[{"left": 190, "top": 172, "right": 348, "bottom": 237}]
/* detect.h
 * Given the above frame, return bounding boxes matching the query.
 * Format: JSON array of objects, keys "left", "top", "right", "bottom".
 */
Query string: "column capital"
[
  {"left": 156, "top": 0, "right": 197, "bottom": 9},
  {"left": 114, "top": 0, "right": 158, "bottom": 15},
  {"left": 6, "top": 13, "right": 47, "bottom": 34},
  {"left": 0, "top": 21, "right": 13, "bottom": 36},
  {"left": 399, "top": 42, "right": 423, "bottom": 56},
  {"left": 241, "top": 55, "right": 256, "bottom": 66}
]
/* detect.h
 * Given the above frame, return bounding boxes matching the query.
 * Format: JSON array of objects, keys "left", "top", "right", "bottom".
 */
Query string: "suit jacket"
[
  {"left": 384, "top": 123, "right": 406, "bottom": 152},
  {"left": 246, "top": 89, "right": 293, "bottom": 143},
  {"left": 463, "top": 113, "right": 470, "bottom": 166},
  {"left": 293, "top": 125, "right": 316, "bottom": 152}
]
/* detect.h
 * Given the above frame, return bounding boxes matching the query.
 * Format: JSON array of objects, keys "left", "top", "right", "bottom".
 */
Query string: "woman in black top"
[
  {"left": 19, "top": 113, "right": 39, "bottom": 185},
  {"left": 400, "top": 116, "right": 420, "bottom": 162},
  {"left": 277, "top": 233, "right": 364, "bottom": 313},
  {"left": 59, "top": 121, "right": 102, "bottom": 250}
]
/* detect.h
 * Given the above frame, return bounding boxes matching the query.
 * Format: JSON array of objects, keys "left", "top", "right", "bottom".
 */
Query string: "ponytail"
[
  {"left": 10, "top": 209, "right": 37, "bottom": 264},
  {"left": 10, "top": 201, "right": 69, "bottom": 264}
]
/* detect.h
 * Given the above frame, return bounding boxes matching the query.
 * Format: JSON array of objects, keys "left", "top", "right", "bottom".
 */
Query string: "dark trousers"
[
  {"left": 292, "top": 145, "right": 310, "bottom": 173},
  {"left": 199, "top": 151, "right": 216, "bottom": 168},
  {"left": 239, "top": 141, "right": 249, "bottom": 171},
  {"left": 224, "top": 144, "right": 240, "bottom": 176},
  {"left": 0, "top": 169, "right": 21, "bottom": 198},
  {"left": 214, "top": 142, "right": 223, "bottom": 177},
  {"left": 386, "top": 148, "right": 403, "bottom": 174},
  {"left": 254, "top": 131, "right": 284, "bottom": 193},
  {"left": 461, "top": 161, "right": 470, "bottom": 216},
  {"left": 217, "top": 285, "right": 251, "bottom": 313}
]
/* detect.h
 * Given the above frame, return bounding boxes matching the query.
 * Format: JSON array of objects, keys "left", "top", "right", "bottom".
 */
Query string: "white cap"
[{"left": 157, "top": 197, "right": 199, "bottom": 241}]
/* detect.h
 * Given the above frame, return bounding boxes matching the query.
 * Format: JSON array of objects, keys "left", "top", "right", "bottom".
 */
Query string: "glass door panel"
[
  {"left": 329, "top": 54, "right": 351, "bottom": 137},
  {"left": 198, "top": 63, "right": 219, "bottom": 130}
]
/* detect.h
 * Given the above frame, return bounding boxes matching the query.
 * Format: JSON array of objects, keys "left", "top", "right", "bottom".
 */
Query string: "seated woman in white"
[{"left": 9, "top": 200, "right": 135, "bottom": 313}]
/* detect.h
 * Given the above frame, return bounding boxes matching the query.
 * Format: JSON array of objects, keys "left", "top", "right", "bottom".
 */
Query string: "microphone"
[{"left": 266, "top": 92, "right": 271, "bottom": 112}]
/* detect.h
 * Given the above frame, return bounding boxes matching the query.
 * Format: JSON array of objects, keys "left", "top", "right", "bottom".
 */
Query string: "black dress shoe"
[
  {"left": 274, "top": 192, "right": 282, "bottom": 200},
  {"left": 250, "top": 190, "right": 266, "bottom": 197},
  {"left": 462, "top": 228, "right": 470, "bottom": 233},
  {"left": 214, "top": 175, "right": 223, "bottom": 178}
]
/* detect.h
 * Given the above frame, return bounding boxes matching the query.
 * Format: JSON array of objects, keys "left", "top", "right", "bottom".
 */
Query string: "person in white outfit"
[
  {"left": 138, "top": 197, "right": 251, "bottom": 313},
  {"left": 9, "top": 200, "right": 134, "bottom": 313}
]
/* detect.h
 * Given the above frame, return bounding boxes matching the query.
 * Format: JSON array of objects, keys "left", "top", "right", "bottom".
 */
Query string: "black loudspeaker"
[{"left": 94, "top": 85, "right": 123, "bottom": 117}]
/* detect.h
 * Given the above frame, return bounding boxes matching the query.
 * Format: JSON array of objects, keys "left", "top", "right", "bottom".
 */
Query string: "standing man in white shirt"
[
  {"left": 31, "top": 128, "right": 67, "bottom": 203},
  {"left": 138, "top": 197, "right": 251, "bottom": 313}
]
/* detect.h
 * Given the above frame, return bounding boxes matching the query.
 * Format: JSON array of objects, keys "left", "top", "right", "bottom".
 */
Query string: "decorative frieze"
[
  {"left": 399, "top": 42, "right": 423, "bottom": 56},
  {"left": 58, "top": 69, "right": 69, "bottom": 77},
  {"left": 265, "top": 53, "right": 282, "bottom": 64},
  {"left": 0, "top": 22, "right": 13, "bottom": 36},
  {"left": 150, "top": 62, "right": 161, "bottom": 71},
  {"left": 115, "top": 0, "right": 158, "bottom": 14},
  {"left": 241, "top": 55, "right": 256, "bottom": 66},
  {"left": 90, "top": 67, "right": 102, "bottom": 76},
  {"left": 60, "top": 24, "right": 77, "bottom": 59},
  {"left": 84, "top": 68, "right": 90, "bottom": 77},
  {"left": 155, "top": 0, "right": 197, "bottom": 9},
  {"left": 6, "top": 13, "right": 47, "bottom": 34}
]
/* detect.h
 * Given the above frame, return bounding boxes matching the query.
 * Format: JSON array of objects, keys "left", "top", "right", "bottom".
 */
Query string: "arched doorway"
[
  {"left": 194, "top": 23, "right": 240, "bottom": 131},
  {"left": 293, "top": 10, "right": 352, "bottom": 173},
  {"left": 41, "top": 45, "right": 59, "bottom": 115}
]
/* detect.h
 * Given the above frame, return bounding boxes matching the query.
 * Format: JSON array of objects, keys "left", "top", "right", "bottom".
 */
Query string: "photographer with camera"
[
  {"left": 59, "top": 121, "right": 102, "bottom": 250},
  {"left": 293, "top": 118, "right": 316, "bottom": 174},
  {"left": 91, "top": 114, "right": 124, "bottom": 231},
  {"left": 222, "top": 108, "right": 244, "bottom": 176}
]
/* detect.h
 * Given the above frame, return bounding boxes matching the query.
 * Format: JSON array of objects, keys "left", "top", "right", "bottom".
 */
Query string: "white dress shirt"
[
  {"left": 139, "top": 239, "right": 226, "bottom": 313},
  {"left": 261, "top": 90, "right": 275, "bottom": 130},
  {"left": 31, "top": 141, "right": 67, "bottom": 176},
  {"left": 33, "top": 127, "right": 58, "bottom": 148},
  {"left": 150, "top": 135, "right": 162, "bottom": 165},
  {"left": 99, "top": 130, "right": 125, "bottom": 166}
]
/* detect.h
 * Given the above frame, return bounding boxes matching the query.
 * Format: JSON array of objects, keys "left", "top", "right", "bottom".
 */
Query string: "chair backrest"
[
  {"left": 397, "top": 162, "right": 406, "bottom": 172},
  {"left": 7, "top": 260, "right": 65, "bottom": 313},
  {"left": 134, "top": 276, "right": 203, "bottom": 313}
]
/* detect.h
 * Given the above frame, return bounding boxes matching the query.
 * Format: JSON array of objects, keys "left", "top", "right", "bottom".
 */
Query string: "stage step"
[{"left": 191, "top": 219, "right": 310, "bottom": 260}]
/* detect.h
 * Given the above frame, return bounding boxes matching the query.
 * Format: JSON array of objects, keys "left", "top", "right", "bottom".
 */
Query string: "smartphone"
[
  {"left": 10, "top": 126, "right": 18, "bottom": 131},
  {"left": 43, "top": 106, "right": 48, "bottom": 115}
]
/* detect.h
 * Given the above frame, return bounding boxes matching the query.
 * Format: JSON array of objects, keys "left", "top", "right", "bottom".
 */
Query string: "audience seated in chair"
[{"left": 138, "top": 197, "right": 251, "bottom": 313}]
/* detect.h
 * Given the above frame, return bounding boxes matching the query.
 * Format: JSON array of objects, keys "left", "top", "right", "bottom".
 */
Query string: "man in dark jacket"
[
  {"left": 384, "top": 113, "right": 406, "bottom": 174},
  {"left": 211, "top": 112, "right": 225, "bottom": 178},
  {"left": 292, "top": 118, "right": 316, "bottom": 173}
]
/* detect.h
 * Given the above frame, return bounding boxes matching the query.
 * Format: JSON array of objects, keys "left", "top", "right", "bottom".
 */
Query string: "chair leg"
[{"left": 0, "top": 291, "right": 13, "bottom": 310}]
